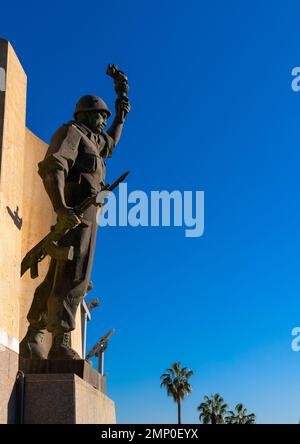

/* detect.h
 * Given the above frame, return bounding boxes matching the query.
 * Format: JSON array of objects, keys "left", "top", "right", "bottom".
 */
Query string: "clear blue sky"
[{"left": 2, "top": 0, "right": 300, "bottom": 424}]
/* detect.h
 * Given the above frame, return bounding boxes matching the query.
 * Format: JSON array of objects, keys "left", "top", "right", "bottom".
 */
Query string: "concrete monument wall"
[
  {"left": 0, "top": 38, "right": 83, "bottom": 356},
  {"left": 0, "top": 38, "right": 26, "bottom": 350},
  {"left": 0, "top": 39, "right": 90, "bottom": 423}
]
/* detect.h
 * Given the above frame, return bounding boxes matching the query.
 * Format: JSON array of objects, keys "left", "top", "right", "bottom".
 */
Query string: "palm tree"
[
  {"left": 160, "top": 361, "right": 194, "bottom": 424},
  {"left": 197, "top": 393, "right": 228, "bottom": 424},
  {"left": 225, "top": 403, "right": 256, "bottom": 424}
]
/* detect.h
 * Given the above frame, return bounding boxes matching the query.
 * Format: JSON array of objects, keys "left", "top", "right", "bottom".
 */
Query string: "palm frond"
[{"left": 160, "top": 361, "right": 194, "bottom": 404}]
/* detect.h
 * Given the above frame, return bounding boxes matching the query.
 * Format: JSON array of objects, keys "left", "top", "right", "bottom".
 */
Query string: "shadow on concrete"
[{"left": 6, "top": 206, "right": 22, "bottom": 230}]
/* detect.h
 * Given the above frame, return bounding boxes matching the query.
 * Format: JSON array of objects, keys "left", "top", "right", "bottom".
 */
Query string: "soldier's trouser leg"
[
  {"left": 47, "top": 221, "right": 95, "bottom": 360},
  {"left": 19, "top": 259, "right": 56, "bottom": 359},
  {"left": 26, "top": 258, "right": 57, "bottom": 329},
  {"left": 47, "top": 220, "right": 94, "bottom": 333}
]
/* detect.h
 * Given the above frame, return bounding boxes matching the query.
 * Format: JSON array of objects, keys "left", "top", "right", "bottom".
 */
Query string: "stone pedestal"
[
  {"left": 17, "top": 358, "right": 115, "bottom": 424},
  {"left": 19, "top": 358, "right": 106, "bottom": 392},
  {"left": 0, "top": 355, "right": 116, "bottom": 424},
  {"left": 23, "top": 373, "right": 116, "bottom": 424}
]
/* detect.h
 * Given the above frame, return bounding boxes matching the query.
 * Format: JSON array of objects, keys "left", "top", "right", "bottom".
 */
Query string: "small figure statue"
[{"left": 19, "top": 66, "right": 130, "bottom": 360}]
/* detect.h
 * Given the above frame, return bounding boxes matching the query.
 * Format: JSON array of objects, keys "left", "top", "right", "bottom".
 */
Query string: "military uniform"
[{"left": 27, "top": 120, "right": 115, "bottom": 333}]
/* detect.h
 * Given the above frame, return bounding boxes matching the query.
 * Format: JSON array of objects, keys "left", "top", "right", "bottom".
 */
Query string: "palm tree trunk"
[{"left": 177, "top": 399, "right": 181, "bottom": 424}]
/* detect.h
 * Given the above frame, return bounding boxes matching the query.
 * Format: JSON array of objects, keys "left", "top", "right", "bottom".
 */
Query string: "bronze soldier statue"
[{"left": 20, "top": 71, "right": 130, "bottom": 360}]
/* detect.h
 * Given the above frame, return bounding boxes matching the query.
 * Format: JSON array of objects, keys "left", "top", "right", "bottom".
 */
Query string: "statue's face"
[{"left": 79, "top": 111, "right": 108, "bottom": 134}]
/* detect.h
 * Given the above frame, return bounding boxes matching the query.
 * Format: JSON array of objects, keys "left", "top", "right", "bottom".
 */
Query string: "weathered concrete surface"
[
  {"left": 23, "top": 374, "right": 116, "bottom": 424},
  {"left": 0, "top": 39, "right": 83, "bottom": 356},
  {"left": 0, "top": 38, "right": 26, "bottom": 343},
  {"left": 0, "top": 346, "right": 18, "bottom": 424}
]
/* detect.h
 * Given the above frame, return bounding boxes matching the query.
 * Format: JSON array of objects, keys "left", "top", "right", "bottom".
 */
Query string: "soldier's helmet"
[{"left": 74, "top": 95, "right": 112, "bottom": 119}]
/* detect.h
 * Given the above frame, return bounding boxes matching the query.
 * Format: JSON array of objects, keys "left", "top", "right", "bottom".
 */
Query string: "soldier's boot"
[
  {"left": 48, "top": 331, "right": 81, "bottom": 360},
  {"left": 19, "top": 326, "right": 47, "bottom": 359}
]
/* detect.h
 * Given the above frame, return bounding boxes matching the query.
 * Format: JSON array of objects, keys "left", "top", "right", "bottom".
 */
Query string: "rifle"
[{"left": 21, "top": 171, "right": 129, "bottom": 279}]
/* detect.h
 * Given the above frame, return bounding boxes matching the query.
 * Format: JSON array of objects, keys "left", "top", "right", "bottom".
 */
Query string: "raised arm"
[{"left": 107, "top": 96, "right": 131, "bottom": 145}]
